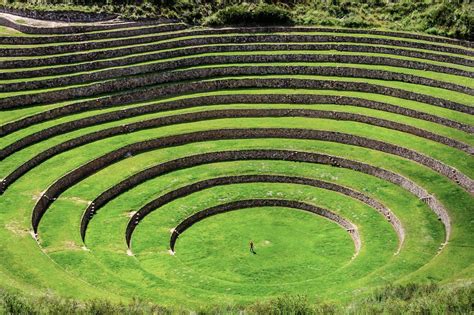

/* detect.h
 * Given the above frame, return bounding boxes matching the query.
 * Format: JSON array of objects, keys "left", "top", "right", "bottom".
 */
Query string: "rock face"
[{"left": 0, "top": 7, "right": 118, "bottom": 22}]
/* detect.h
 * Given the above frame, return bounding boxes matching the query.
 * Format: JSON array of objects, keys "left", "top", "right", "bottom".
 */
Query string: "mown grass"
[
  {"left": 2, "top": 53, "right": 472, "bottom": 89},
  {"left": 2, "top": 85, "right": 473, "bottom": 134},
  {"left": 1, "top": 29, "right": 468, "bottom": 49},
  {"left": 4, "top": 45, "right": 472, "bottom": 74},
  {"left": 2, "top": 102, "right": 471, "bottom": 162},
  {"left": 5, "top": 135, "right": 458, "bottom": 304},
  {"left": 2, "top": 114, "right": 472, "bottom": 190},
  {"left": 2, "top": 32, "right": 472, "bottom": 62},
  {"left": 1, "top": 72, "right": 472, "bottom": 113},
  {"left": 0, "top": 26, "right": 23, "bottom": 36},
  {"left": 0, "top": 21, "right": 471, "bottom": 310}
]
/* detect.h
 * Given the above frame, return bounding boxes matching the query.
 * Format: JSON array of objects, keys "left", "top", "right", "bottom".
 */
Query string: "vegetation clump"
[
  {"left": 1, "top": 283, "right": 473, "bottom": 314},
  {"left": 204, "top": 3, "right": 292, "bottom": 26},
  {"left": 0, "top": 0, "right": 472, "bottom": 39}
]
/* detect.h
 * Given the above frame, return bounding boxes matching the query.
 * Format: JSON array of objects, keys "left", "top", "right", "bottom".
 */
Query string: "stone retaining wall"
[
  {"left": 113, "top": 175, "right": 398, "bottom": 252},
  {"left": 3, "top": 105, "right": 470, "bottom": 161},
  {"left": 0, "top": 7, "right": 178, "bottom": 34},
  {"left": 31, "top": 131, "right": 455, "bottom": 240},
  {"left": 0, "top": 19, "right": 474, "bottom": 48},
  {"left": 2, "top": 32, "right": 471, "bottom": 57},
  {"left": 3, "top": 94, "right": 470, "bottom": 139},
  {"left": 168, "top": 198, "right": 361, "bottom": 255},
  {"left": 2, "top": 108, "right": 471, "bottom": 195},
  {"left": 3, "top": 57, "right": 471, "bottom": 95},
  {"left": 89, "top": 148, "right": 446, "bottom": 249},
  {"left": 0, "top": 15, "right": 145, "bottom": 34},
  {"left": 2, "top": 73, "right": 471, "bottom": 115},
  {"left": 0, "top": 23, "right": 186, "bottom": 45},
  {"left": 3, "top": 40, "right": 470, "bottom": 70},
  {"left": 0, "top": 7, "right": 117, "bottom": 22},
  {"left": 4, "top": 45, "right": 471, "bottom": 81}
]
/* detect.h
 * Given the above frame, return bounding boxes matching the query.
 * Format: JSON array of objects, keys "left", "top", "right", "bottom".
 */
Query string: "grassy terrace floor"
[{"left": 0, "top": 17, "right": 472, "bottom": 311}]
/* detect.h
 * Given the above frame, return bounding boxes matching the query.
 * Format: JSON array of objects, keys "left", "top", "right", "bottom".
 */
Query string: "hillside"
[{"left": 0, "top": 6, "right": 473, "bottom": 314}]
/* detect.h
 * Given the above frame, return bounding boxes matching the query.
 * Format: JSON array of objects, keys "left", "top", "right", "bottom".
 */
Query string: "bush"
[
  {"left": 341, "top": 14, "right": 375, "bottom": 28},
  {"left": 294, "top": 9, "right": 338, "bottom": 26},
  {"left": 0, "top": 1, "right": 471, "bottom": 39},
  {"left": 204, "top": 3, "right": 293, "bottom": 26},
  {"left": 349, "top": 282, "right": 474, "bottom": 314},
  {"left": 1, "top": 283, "right": 473, "bottom": 314}
]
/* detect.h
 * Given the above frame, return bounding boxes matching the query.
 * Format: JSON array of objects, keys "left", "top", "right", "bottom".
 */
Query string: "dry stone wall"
[
  {"left": 30, "top": 132, "right": 454, "bottom": 240},
  {"left": 0, "top": 15, "right": 139, "bottom": 34},
  {"left": 3, "top": 106, "right": 470, "bottom": 162},
  {"left": 2, "top": 72, "right": 471, "bottom": 115},
  {"left": 168, "top": 198, "right": 361, "bottom": 254},
  {"left": 0, "top": 23, "right": 186, "bottom": 45},
  {"left": 3, "top": 94, "right": 470, "bottom": 139},
  {"left": 3, "top": 56, "right": 472, "bottom": 94},
  {"left": 3, "top": 40, "right": 471, "bottom": 70},
  {"left": 115, "top": 174, "right": 400, "bottom": 251},
  {"left": 0, "top": 7, "right": 117, "bottom": 22},
  {"left": 2, "top": 32, "right": 472, "bottom": 57},
  {"left": 3, "top": 46, "right": 471, "bottom": 80},
  {"left": 2, "top": 108, "right": 472, "bottom": 195}
]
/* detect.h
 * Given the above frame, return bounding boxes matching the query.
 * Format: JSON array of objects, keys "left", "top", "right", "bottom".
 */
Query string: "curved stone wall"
[
  {"left": 0, "top": 7, "right": 117, "bottom": 22},
  {"left": 77, "top": 149, "right": 444, "bottom": 247},
  {"left": 1, "top": 15, "right": 470, "bottom": 47},
  {"left": 30, "top": 135, "right": 453, "bottom": 243},
  {"left": 0, "top": 9, "right": 174, "bottom": 34},
  {"left": 112, "top": 175, "right": 400, "bottom": 252},
  {"left": 0, "top": 15, "right": 142, "bottom": 34},
  {"left": 2, "top": 56, "right": 472, "bottom": 95},
  {"left": 3, "top": 94, "right": 470, "bottom": 140},
  {"left": 2, "top": 108, "right": 471, "bottom": 195},
  {"left": 3, "top": 105, "right": 470, "bottom": 161},
  {"left": 0, "top": 20, "right": 470, "bottom": 299},
  {"left": 3, "top": 45, "right": 472, "bottom": 80},
  {"left": 2, "top": 31, "right": 472, "bottom": 58},
  {"left": 3, "top": 41, "right": 471, "bottom": 70},
  {"left": 2, "top": 73, "right": 471, "bottom": 115},
  {"left": 0, "top": 23, "right": 187, "bottom": 45},
  {"left": 21, "top": 128, "right": 474, "bottom": 220},
  {"left": 168, "top": 198, "right": 362, "bottom": 255}
]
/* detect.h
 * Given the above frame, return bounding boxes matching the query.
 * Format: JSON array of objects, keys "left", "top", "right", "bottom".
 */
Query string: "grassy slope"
[{"left": 0, "top": 22, "right": 472, "bottom": 309}]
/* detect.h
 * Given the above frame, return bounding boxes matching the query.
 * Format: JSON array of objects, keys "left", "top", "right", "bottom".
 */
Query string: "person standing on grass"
[{"left": 249, "top": 240, "right": 256, "bottom": 254}]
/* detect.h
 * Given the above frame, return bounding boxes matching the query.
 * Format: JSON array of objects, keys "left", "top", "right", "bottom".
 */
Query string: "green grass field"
[{"left": 0, "top": 14, "right": 472, "bottom": 313}]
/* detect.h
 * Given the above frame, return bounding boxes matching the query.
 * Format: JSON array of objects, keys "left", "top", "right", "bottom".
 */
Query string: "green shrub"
[
  {"left": 204, "top": 3, "right": 293, "bottom": 26},
  {"left": 0, "top": 1, "right": 471, "bottom": 39},
  {"left": 1, "top": 283, "right": 473, "bottom": 314},
  {"left": 0, "top": 290, "right": 35, "bottom": 315},
  {"left": 341, "top": 14, "right": 375, "bottom": 28},
  {"left": 349, "top": 282, "right": 474, "bottom": 314},
  {"left": 294, "top": 9, "right": 338, "bottom": 26}
]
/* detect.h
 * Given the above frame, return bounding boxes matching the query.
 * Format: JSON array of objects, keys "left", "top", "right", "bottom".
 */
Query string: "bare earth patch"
[
  {"left": 59, "top": 196, "right": 90, "bottom": 205},
  {"left": 125, "top": 210, "right": 137, "bottom": 218},
  {"left": 5, "top": 221, "right": 29, "bottom": 237},
  {"left": 42, "top": 240, "right": 83, "bottom": 253}
]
